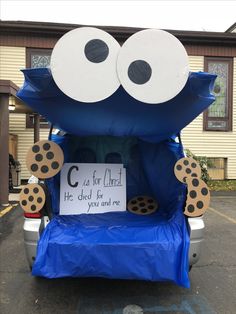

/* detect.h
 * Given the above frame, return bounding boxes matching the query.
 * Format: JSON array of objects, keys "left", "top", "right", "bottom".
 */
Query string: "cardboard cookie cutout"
[
  {"left": 20, "top": 183, "right": 46, "bottom": 213},
  {"left": 26, "top": 140, "right": 64, "bottom": 179},
  {"left": 127, "top": 196, "right": 158, "bottom": 215},
  {"left": 184, "top": 178, "right": 210, "bottom": 217},
  {"left": 174, "top": 157, "right": 201, "bottom": 183}
]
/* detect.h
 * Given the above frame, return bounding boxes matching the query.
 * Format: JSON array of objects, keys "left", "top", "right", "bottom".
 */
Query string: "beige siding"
[
  {"left": 9, "top": 113, "right": 49, "bottom": 179},
  {"left": 0, "top": 46, "right": 25, "bottom": 87},
  {"left": 189, "top": 55, "right": 204, "bottom": 72},
  {"left": 182, "top": 56, "right": 236, "bottom": 179}
]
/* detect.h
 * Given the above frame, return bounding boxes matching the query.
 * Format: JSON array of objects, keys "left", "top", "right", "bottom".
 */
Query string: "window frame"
[
  {"left": 26, "top": 48, "right": 52, "bottom": 128},
  {"left": 26, "top": 114, "right": 51, "bottom": 129},
  {"left": 203, "top": 57, "right": 233, "bottom": 132},
  {"left": 26, "top": 48, "right": 52, "bottom": 68}
]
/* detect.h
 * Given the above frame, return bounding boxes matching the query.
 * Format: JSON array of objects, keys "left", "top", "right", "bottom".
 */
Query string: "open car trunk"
[
  {"left": 32, "top": 134, "right": 190, "bottom": 287},
  {"left": 17, "top": 68, "right": 216, "bottom": 288}
]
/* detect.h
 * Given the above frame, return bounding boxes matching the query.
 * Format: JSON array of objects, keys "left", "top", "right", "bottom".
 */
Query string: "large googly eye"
[
  {"left": 50, "top": 27, "right": 121, "bottom": 103},
  {"left": 117, "top": 29, "right": 189, "bottom": 104}
]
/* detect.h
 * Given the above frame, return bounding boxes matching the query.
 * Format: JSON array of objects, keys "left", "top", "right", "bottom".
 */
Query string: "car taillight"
[{"left": 24, "top": 211, "right": 42, "bottom": 218}]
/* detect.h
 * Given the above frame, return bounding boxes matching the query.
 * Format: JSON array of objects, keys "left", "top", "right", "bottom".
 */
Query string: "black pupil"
[
  {"left": 128, "top": 60, "right": 152, "bottom": 85},
  {"left": 84, "top": 39, "right": 109, "bottom": 63}
]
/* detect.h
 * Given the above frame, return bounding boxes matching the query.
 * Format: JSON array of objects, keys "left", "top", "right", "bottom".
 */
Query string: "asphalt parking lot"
[{"left": 0, "top": 192, "right": 236, "bottom": 314}]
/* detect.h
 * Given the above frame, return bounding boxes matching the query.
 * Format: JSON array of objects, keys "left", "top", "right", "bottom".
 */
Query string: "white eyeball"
[
  {"left": 50, "top": 27, "right": 121, "bottom": 103},
  {"left": 117, "top": 29, "right": 189, "bottom": 104}
]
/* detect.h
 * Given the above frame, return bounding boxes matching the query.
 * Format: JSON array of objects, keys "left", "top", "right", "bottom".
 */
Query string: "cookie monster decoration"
[{"left": 17, "top": 27, "right": 216, "bottom": 287}]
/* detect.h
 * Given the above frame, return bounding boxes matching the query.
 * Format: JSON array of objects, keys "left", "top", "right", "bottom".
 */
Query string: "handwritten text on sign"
[{"left": 60, "top": 163, "right": 126, "bottom": 215}]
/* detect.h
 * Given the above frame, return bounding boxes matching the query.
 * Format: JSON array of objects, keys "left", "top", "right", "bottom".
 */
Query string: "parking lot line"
[
  {"left": 211, "top": 196, "right": 236, "bottom": 199},
  {"left": 209, "top": 207, "right": 236, "bottom": 224},
  {"left": 0, "top": 204, "right": 17, "bottom": 218}
]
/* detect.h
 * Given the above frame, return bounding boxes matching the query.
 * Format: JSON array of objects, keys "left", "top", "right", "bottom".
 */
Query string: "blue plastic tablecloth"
[{"left": 17, "top": 68, "right": 216, "bottom": 287}]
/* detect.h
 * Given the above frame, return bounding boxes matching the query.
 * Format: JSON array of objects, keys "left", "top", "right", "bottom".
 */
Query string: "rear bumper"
[
  {"left": 188, "top": 217, "right": 205, "bottom": 265},
  {"left": 23, "top": 217, "right": 49, "bottom": 267},
  {"left": 23, "top": 218, "right": 41, "bottom": 267},
  {"left": 24, "top": 216, "right": 205, "bottom": 268}
]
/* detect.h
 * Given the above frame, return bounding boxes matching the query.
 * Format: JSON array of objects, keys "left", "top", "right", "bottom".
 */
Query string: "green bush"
[{"left": 185, "top": 149, "right": 212, "bottom": 183}]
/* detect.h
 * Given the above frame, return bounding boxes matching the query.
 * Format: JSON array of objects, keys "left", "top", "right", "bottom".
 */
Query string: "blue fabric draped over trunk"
[{"left": 17, "top": 68, "right": 216, "bottom": 287}]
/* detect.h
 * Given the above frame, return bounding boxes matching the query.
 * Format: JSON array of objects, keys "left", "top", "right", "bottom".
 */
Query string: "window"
[
  {"left": 204, "top": 57, "right": 233, "bottom": 131},
  {"left": 26, "top": 49, "right": 52, "bottom": 128},
  {"left": 26, "top": 48, "right": 52, "bottom": 68},
  {"left": 26, "top": 114, "right": 50, "bottom": 129}
]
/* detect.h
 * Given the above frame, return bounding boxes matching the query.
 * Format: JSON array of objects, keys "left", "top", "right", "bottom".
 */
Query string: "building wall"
[
  {"left": 9, "top": 114, "right": 49, "bottom": 179},
  {"left": 0, "top": 46, "right": 25, "bottom": 86},
  {"left": 182, "top": 56, "right": 236, "bottom": 179},
  {"left": 0, "top": 45, "right": 48, "bottom": 179}
]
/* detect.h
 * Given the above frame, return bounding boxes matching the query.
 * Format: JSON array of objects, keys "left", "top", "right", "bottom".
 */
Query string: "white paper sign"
[{"left": 59, "top": 163, "right": 126, "bottom": 215}]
